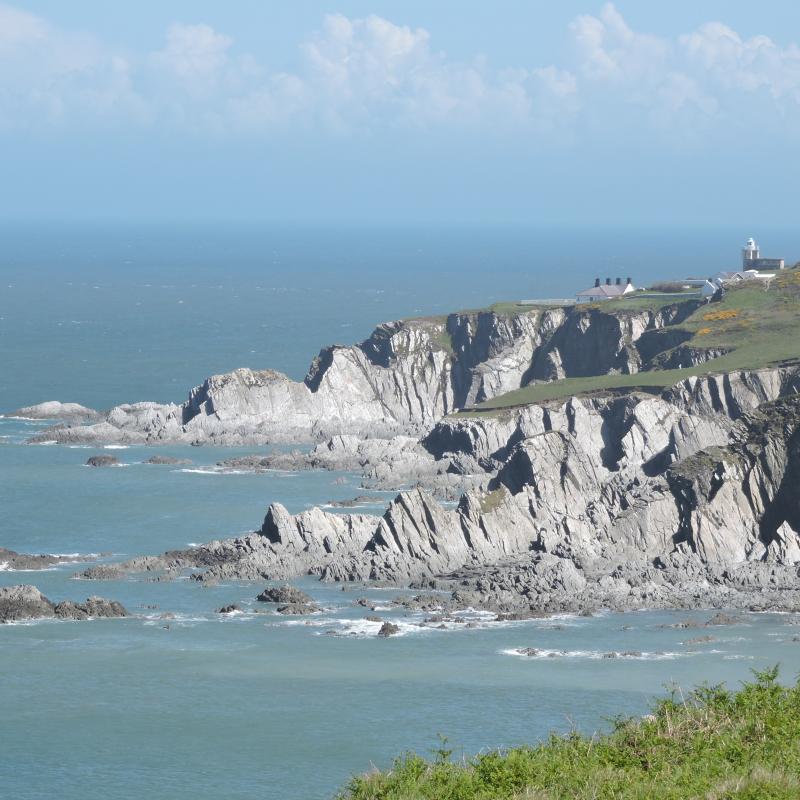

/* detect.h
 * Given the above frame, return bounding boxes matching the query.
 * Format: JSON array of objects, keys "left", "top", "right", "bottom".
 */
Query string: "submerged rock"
[
  {"left": 217, "top": 604, "right": 241, "bottom": 615},
  {"left": 275, "top": 602, "right": 318, "bottom": 615},
  {"left": 86, "top": 455, "right": 120, "bottom": 468},
  {"left": 0, "top": 547, "right": 84, "bottom": 571},
  {"left": 75, "top": 564, "right": 125, "bottom": 580},
  {"left": 683, "top": 635, "right": 716, "bottom": 645},
  {"left": 705, "top": 612, "right": 743, "bottom": 627},
  {"left": 144, "top": 455, "right": 192, "bottom": 465}
]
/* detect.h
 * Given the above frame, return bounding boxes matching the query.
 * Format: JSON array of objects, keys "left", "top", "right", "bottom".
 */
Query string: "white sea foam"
[
  {"left": 317, "top": 618, "right": 423, "bottom": 639},
  {"left": 1, "top": 566, "right": 60, "bottom": 573},
  {"left": 0, "top": 561, "right": 9, "bottom": 571},
  {"left": 103, "top": 445, "right": 130, "bottom": 450},
  {"left": 49, "top": 552, "right": 102, "bottom": 560},
  {"left": 142, "top": 613, "right": 209, "bottom": 627},
  {"left": 501, "top": 648, "right": 685, "bottom": 661},
  {"left": 177, "top": 467, "right": 253, "bottom": 476}
]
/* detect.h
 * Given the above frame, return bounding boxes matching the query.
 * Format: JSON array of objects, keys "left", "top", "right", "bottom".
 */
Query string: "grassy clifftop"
[
  {"left": 465, "top": 269, "right": 800, "bottom": 412},
  {"left": 339, "top": 668, "right": 800, "bottom": 800}
]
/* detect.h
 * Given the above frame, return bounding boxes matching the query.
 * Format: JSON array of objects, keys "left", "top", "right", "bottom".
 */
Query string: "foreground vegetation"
[
  {"left": 466, "top": 268, "right": 800, "bottom": 412},
  {"left": 339, "top": 668, "right": 800, "bottom": 799}
]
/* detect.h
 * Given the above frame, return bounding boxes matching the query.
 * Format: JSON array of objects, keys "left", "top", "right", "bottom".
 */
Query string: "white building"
[
  {"left": 741, "top": 237, "right": 784, "bottom": 270},
  {"left": 576, "top": 277, "right": 635, "bottom": 302},
  {"left": 701, "top": 268, "right": 776, "bottom": 297}
]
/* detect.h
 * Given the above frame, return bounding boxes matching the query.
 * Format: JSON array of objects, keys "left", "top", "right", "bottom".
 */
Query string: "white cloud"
[
  {"left": 153, "top": 23, "right": 233, "bottom": 82},
  {"left": 1, "top": 3, "right": 800, "bottom": 139},
  {"left": 680, "top": 23, "right": 800, "bottom": 101}
]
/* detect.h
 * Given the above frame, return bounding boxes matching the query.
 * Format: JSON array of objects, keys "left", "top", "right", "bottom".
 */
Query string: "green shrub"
[{"left": 339, "top": 668, "right": 800, "bottom": 800}]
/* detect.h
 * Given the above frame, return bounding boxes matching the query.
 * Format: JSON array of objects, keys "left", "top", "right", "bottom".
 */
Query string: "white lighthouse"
[
  {"left": 742, "top": 237, "right": 760, "bottom": 268},
  {"left": 741, "top": 236, "right": 784, "bottom": 270}
]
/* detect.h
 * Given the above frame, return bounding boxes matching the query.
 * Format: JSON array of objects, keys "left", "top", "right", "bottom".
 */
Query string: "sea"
[{"left": 1, "top": 223, "right": 799, "bottom": 800}]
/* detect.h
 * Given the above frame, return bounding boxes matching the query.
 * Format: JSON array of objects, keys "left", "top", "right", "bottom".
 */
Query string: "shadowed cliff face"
[{"left": 25, "top": 300, "right": 715, "bottom": 446}]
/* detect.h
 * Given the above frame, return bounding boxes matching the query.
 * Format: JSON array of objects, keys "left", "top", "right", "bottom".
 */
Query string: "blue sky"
[{"left": 2, "top": 2, "right": 799, "bottom": 226}]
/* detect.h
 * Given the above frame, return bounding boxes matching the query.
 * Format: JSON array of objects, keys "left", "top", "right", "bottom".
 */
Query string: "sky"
[{"left": 1, "top": 1, "right": 799, "bottom": 226}]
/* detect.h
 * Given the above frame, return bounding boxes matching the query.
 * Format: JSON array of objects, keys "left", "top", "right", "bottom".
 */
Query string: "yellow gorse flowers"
[{"left": 702, "top": 309, "right": 739, "bottom": 322}]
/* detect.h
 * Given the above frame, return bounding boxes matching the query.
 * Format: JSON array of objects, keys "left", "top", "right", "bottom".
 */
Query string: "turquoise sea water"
[{"left": 2, "top": 225, "right": 800, "bottom": 800}]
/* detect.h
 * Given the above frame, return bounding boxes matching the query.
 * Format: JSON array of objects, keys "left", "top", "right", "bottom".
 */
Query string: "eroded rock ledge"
[{"left": 89, "top": 392, "right": 800, "bottom": 613}]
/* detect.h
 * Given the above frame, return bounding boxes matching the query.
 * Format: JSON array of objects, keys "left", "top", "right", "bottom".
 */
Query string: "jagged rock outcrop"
[
  {"left": 23, "top": 302, "right": 713, "bottom": 446},
  {"left": 0, "top": 584, "right": 127, "bottom": 623},
  {"left": 100, "top": 392, "right": 800, "bottom": 612},
  {"left": 217, "top": 434, "right": 484, "bottom": 497}
]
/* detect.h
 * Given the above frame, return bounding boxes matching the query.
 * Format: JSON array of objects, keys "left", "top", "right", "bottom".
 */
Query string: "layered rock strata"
[
  {"left": 94, "top": 392, "right": 800, "bottom": 611},
  {"left": 22, "top": 302, "right": 706, "bottom": 446}
]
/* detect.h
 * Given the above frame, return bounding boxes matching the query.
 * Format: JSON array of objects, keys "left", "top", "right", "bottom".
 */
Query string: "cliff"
[
  {"left": 57, "top": 280, "right": 800, "bottom": 611},
  {"left": 23, "top": 300, "right": 706, "bottom": 445}
]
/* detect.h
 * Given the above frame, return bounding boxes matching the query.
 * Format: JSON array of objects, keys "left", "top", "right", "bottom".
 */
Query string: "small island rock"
[
  {"left": 86, "top": 455, "right": 120, "bottom": 468},
  {"left": 378, "top": 621, "right": 400, "bottom": 637},
  {"left": 256, "top": 585, "right": 313, "bottom": 605}
]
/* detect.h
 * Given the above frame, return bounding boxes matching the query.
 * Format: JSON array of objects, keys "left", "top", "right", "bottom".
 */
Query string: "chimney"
[
  {"left": 626, "top": 277, "right": 632, "bottom": 285},
  {"left": 615, "top": 277, "right": 621, "bottom": 286},
  {"left": 594, "top": 277, "right": 600, "bottom": 288},
  {"left": 605, "top": 277, "right": 611, "bottom": 285}
]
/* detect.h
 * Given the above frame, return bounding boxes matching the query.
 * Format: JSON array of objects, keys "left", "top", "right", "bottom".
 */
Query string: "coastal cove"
[{"left": 3, "top": 226, "right": 800, "bottom": 799}]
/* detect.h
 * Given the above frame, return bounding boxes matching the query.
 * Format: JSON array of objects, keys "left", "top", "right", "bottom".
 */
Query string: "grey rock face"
[
  {"left": 0, "top": 584, "right": 127, "bottom": 623},
  {"left": 217, "top": 434, "right": 479, "bottom": 497},
  {"left": 98, "top": 392, "right": 800, "bottom": 613},
  {"left": 0, "top": 584, "right": 55, "bottom": 622},
  {"left": 26, "top": 302, "right": 721, "bottom": 446}
]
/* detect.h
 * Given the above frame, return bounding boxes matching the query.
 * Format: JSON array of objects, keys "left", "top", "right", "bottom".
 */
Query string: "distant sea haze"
[{"left": 1, "top": 224, "right": 795, "bottom": 412}]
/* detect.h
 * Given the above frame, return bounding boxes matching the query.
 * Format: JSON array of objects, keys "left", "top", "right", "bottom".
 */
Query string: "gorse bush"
[
  {"left": 702, "top": 309, "right": 739, "bottom": 322},
  {"left": 339, "top": 668, "right": 800, "bottom": 800}
]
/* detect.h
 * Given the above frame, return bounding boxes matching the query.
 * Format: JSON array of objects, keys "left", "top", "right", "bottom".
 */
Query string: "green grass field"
[
  {"left": 463, "top": 270, "right": 800, "bottom": 413},
  {"left": 339, "top": 668, "right": 800, "bottom": 800}
]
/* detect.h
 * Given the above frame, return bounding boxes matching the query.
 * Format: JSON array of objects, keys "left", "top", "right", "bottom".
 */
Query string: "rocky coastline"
[
  {"left": 18, "top": 301, "right": 704, "bottom": 447},
  {"left": 9, "top": 297, "right": 800, "bottom": 617}
]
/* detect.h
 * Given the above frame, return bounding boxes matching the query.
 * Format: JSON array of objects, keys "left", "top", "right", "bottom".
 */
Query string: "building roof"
[
  {"left": 712, "top": 269, "right": 772, "bottom": 282},
  {"left": 575, "top": 284, "right": 628, "bottom": 297}
]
